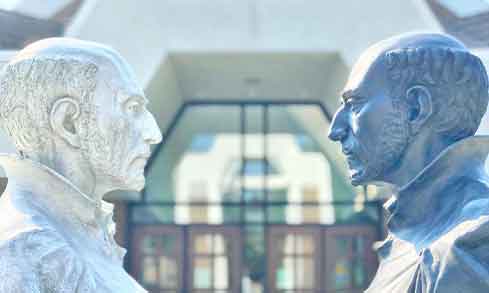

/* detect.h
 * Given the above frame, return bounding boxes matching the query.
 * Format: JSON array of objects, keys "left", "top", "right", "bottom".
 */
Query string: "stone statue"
[
  {"left": 329, "top": 32, "right": 489, "bottom": 292},
  {"left": 0, "top": 38, "right": 161, "bottom": 292}
]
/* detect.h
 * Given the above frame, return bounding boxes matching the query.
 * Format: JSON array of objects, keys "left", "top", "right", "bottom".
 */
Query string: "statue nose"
[
  {"left": 143, "top": 112, "right": 162, "bottom": 145},
  {"left": 328, "top": 125, "right": 348, "bottom": 142},
  {"left": 328, "top": 108, "right": 349, "bottom": 142}
]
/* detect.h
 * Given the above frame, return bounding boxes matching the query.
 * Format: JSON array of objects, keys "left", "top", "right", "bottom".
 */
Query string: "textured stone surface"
[
  {"left": 0, "top": 38, "right": 162, "bottom": 292},
  {"left": 329, "top": 32, "right": 489, "bottom": 292}
]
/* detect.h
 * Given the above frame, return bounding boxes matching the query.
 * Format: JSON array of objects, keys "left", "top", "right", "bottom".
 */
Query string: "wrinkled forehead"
[{"left": 10, "top": 38, "right": 143, "bottom": 98}]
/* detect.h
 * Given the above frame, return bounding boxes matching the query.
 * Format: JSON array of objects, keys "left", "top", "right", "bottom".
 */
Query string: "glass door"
[
  {"left": 132, "top": 226, "right": 184, "bottom": 293},
  {"left": 188, "top": 226, "right": 242, "bottom": 293},
  {"left": 324, "top": 226, "right": 377, "bottom": 293},
  {"left": 268, "top": 226, "right": 322, "bottom": 292}
]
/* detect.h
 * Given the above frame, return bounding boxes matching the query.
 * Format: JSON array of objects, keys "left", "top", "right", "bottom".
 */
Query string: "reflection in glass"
[
  {"left": 243, "top": 226, "right": 265, "bottom": 293},
  {"left": 267, "top": 205, "right": 286, "bottom": 223},
  {"left": 142, "top": 257, "right": 158, "bottom": 285},
  {"left": 276, "top": 257, "right": 294, "bottom": 290},
  {"left": 335, "top": 259, "right": 352, "bottom": 290},
  {"left": 161, "top": 234, "right": 176, "bottom": 253},
  {"left": 159, "top": 256, "right": 178, "bottom": 288},
  {"left": 145, "top": 106, "right": 241, "bottom": 204},
  {"left": 194, "top": 234, "right": 213, "bottom": 254},
  {"left": 142, "top": 236, "right": 158, "bottom": 255},
  {"left": 132, "top": 206, "right": 174, "bottom": 224},
  {"left": 267, "top": 106, "right": 338, "bottom": 224},
  {"left": 194, "top": 257, "right": 212, "bottom": 289},
  {"left": 296, "top": 257, "right": 315, "bottom": 289},
  {"left": 214, "top": 256, "right": 230, "bottom": 289},
  {"left": 296, "top": 235, "right": 314, "bottom": 255},
  {"left": 214, "top": 234, "right": 227, "bottom": 254},
  {"left": 353, "top": 258, "right": 366, "bottom": 288},
  {"left": 245, "top": 207, "right": 265, "bottom": 223}
]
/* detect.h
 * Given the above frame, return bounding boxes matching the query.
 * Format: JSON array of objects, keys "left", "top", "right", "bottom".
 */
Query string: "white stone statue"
[{"left": 0, "top": 38, "right": 161, "bottom": 292}]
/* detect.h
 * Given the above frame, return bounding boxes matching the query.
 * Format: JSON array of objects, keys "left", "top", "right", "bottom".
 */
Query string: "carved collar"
[
  {"left": 384, "top": 136, "right": 489, "bottom": 235},
  {"left": 0, "top": 154, "right": 124, "bottom": 262},
  {"left": 0, "top": 154, "right": 113, "bottom": 226}
]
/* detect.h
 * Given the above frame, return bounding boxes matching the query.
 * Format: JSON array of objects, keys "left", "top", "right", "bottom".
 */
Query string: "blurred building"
[{"left": 1, "top": 0, "right": 488, "bottom": 292}]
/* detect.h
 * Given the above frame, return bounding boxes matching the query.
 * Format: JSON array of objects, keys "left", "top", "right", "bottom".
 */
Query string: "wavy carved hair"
[
  {"left": 0, "top": 57, "right": 98, "bottom": 156},
  {"left": 384, "top": 47, "right": 489, "bottom": 142}
]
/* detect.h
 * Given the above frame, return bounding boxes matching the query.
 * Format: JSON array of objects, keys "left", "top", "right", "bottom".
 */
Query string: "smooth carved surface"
[
  {"left": 0, "top": 38, "right": 162, "bottom": 292},
  {"left": 329, "top": 33, "right": 489, "bottom": 292}
]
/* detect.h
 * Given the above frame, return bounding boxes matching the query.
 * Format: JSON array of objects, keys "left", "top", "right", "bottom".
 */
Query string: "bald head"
[
  {"left": 343, "top": 32, "right": 488, "bottom": 143},
  {"left": 0, "top": 38, "right": 139, "bottom": 156}
]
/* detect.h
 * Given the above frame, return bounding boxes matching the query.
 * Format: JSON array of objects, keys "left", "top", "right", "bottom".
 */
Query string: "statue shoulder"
[
  {"left": 417, "top": 216, "right": 489, "bottom": 292},
  {"left": 0, "top": 229, "right": 97, "bottom": 292}
]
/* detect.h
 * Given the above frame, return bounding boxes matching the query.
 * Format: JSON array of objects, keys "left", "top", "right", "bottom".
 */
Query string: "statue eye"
[
  {"left": 347, "top": 97, "right": 366, "bottom": 113},
  {"left": 125, "top": 100, "right": 143, "bottom": 115},
  {"left": 350, "top": 101, "right": 364, "bottom": 113}
]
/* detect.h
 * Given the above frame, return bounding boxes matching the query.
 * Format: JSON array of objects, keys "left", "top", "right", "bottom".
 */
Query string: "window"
[
  {"left": 134, "top": 102, "right": 381, "bottom": 292},
  {"left": 242, "top": 158, "right": 279, "bottom": 176}
]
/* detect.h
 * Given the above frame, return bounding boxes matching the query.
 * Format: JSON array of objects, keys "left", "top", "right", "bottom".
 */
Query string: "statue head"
[
  {"left": 328, "top": 32, "right": 489, "bottom": 186},
  {"left": 0, "top": 38, "right": 162, "bottom": 198}
]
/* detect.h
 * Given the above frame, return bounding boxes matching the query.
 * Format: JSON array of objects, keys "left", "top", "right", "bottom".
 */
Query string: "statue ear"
[
  {"left": 49, "top": 97, "right": 81, "bottom": 148},
  {"left": 406, "top": 85, "right": 432, "bottom": 134}
]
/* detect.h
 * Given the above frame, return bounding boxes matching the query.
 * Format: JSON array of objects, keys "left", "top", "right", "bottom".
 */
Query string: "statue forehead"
[
  {"left": 342, "top": 33, "right": 467, "bottom": 98},
  {"left": 10, "top": 38, "right": 141, "bottom": 94}
]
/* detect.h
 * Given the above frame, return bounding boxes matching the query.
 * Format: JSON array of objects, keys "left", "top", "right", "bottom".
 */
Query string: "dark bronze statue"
[{"left": 329, "top": 32, "right": 489, "bottom": 292}]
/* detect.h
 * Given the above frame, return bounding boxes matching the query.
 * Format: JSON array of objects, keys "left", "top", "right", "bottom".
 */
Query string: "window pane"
[
  {"left": 296, "top": 257, "right": 315, "bottom": 289},
  {"left": 132, "top": 206, "right": 174, "bottom": 224},
  {"left": 276, "top": 257, "right": 295, "bottom": 289},
  {"left": 267, "top": 205, "right": 287, "bottom": 223},
  {"left": 194, "top": 257, "right": 212, "bottom": 289},
  {"left": 267, "top": 188, "right": 288, "bottom": 202},
  {"left": 334, "top": 258, "right": 352, "bottom": 290},
  {"left": 267, "top": 106, "right": 338, "bottom": 224},
  {"left": 353, "top": 258, "right": 367, "bottom": 288},
  {"left": 214, "top": 256, "right": 230, "bottom": 289},
  {"left": 296, "top": 235, "right": 315, "bottom": 255},
  {"left": 243, "top": 225, "right": 265, "bottom": 292},
  {"left": 245, "top": 207, "right": 265, "bottom": 223},
  {"left": 270, "top": 233, "right": 289, "bottom": 255},
  {"left": 161, "top": 234, "right": 177, "bottom": 255},
  {"left": 145, "top": 106, "right": 241, "bottom": 203},
  {"left": 244, "top": 106, "right": 266, "bottom": 202},
  {"left": 194, "top": 234, "right": 213, "bottom": 254},
  {"left": 222, "top": 206, "right": 241, "bottom": 223},
  {"left": 333, "top": 237, "right": 353, "bottom": 290},
  {"left": 159, "top": 255, "right": 178, "bottom": 288},
  {"left": 174, "top": 204, "right": 240, "bottom": 225},
  {"left": 214, "top": 234, "right": 228, "bottom": 255},
  {"left": 141, "top": 257, "right": 158, "bottom": 286},
  {"left": 141, "top": 235, "right": 159, "bottom": 255}
]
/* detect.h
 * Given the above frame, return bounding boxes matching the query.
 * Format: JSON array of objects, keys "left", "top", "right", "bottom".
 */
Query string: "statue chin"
[{"left": 349, "top": 167, "right": 368, "bottom": 186}]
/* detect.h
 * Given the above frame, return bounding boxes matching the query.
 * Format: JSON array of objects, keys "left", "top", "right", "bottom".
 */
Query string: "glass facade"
[{"left": 130, "top": 102, "right": 382, "bottom": 293}]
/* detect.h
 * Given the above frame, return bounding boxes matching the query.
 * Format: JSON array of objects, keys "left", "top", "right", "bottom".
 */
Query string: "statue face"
[
  {"left": 81, "top": 61, "right": 162, "bottom": 192},
  {"left": 328, "top": 55, "right": 409, "bottom": 185}
]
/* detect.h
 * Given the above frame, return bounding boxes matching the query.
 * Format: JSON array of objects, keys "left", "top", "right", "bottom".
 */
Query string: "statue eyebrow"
[
  {"left": 341, "top": 91, "right": 351, "bottom": 103},
  {"left": 341, "top": 89, "right": 362, "bottom": 103},
  {"left": 121, "top": 92, "right": 148, "bottom": 105}
]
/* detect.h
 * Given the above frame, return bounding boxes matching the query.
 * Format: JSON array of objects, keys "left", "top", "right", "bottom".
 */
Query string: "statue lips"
[
  {"left": 130, "top": 153, "right": 151, "bottom": 171},
  {"left": 343, "top": 148, "right": 365, "bottom": 182}
]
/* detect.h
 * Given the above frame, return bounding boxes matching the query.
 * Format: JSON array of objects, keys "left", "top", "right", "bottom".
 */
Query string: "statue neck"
[
  {"left": 383, "top": 131, "right": 451, "bottom": 188},
  {"left": 29, "top": 142, "right": 106, "bottom": 202}
]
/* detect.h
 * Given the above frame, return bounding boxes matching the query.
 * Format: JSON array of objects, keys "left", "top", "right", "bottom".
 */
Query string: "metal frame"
[{"left": 128, "top": 100, "right": 384, "bottom": 293}]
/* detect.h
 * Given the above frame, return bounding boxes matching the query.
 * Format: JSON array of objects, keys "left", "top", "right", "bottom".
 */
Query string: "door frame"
[
  {"left": 187, "top": 225, "right": 243, "bottom": 293},
  {"left": 131, "top": 225, "right": 185, "bottom": 292},
  {"left": 267, "top": 225, "right": 323, "bottom": 292}
]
